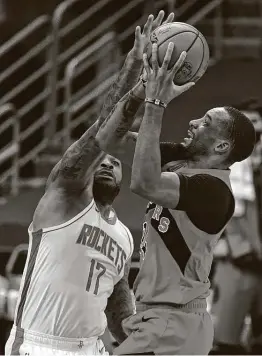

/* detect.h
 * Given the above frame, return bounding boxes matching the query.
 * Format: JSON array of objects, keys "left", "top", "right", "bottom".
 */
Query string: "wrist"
[
  {"left": 123, "top": 91, "right": 144, "bottom": 117},
  {"left": 145, "top": 101, "right": 165, "bottom": 113},
  {"left": 127, "top": 49, "right": 143, "bottom": 63},
  {"left": 145, "top": 98, "right": 167, "bottom": 109},
  {"left": 132, "top": 80, "right": 146, "bottom": 100}
]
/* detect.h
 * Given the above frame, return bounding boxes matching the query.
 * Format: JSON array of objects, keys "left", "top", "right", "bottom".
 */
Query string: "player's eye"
[{"left": 112, "top": 160, "right": 120, "bottom": 167}]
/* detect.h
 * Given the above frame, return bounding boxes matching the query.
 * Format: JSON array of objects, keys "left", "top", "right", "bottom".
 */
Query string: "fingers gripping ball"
[{"left": 146, "top": 22, "right": 210, "bottom": 84}]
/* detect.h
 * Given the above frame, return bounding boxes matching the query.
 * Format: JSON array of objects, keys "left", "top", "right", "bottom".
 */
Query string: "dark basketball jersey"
[{"left": 133, "top": 167, "right": 233, "bottom": 305}]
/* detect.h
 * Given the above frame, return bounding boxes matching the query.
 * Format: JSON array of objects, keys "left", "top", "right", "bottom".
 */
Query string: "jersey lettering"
[
  {"left": 117, "top": 250, "right": 127, "bottom": 274},
  {"left": 107, "top": 238, "right": 116, "bottom": 262},
  {"left": 151, "top": 205, "right": 171, "bottom": 233},
  {"left": 158, "top": 217, "right": 170, "bottom": 233},
  {"left": 146, "top": 202, "right": 156, "bottom": 214},
  {"left": 86, "top": 226, "right": 100, "bottom": 248},
  {"left": 99, "top": 231, "right": 110, "bottom": 255},
  {"left": 152, "top": 205, "right": 162, "bottom": 221},
  {"left": 76, "top": 224, "right": 127, "bottom": 274},
  {"left": 151, "top": 207, "right": 191, "bottom": 274}
]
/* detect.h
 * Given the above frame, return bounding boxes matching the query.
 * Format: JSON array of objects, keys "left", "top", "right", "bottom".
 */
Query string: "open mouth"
[
  {"left": 97, "top": 170, "right": 114, "bottom": 178},
  {"left": 183, "top": 130, "right": 194, "bottom": 145}
]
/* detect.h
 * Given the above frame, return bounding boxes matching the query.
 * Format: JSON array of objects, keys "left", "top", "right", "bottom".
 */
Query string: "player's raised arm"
[
  {"left": 105, "top": 259, "right": 133, "bottom": 344},
  {"left": 130, "top": 43, "right": 194, "bottom": 208},
  {"left": 45, "top": 13, "right": 171, "bottom": 190},
  {"left": 97, "top": 12, "right": 175, "bottom": 166}
]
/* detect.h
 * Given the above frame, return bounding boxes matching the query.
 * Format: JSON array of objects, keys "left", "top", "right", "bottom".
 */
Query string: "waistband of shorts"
[
  {"left": 10, "top": 326, "right": 99, "bottom": 351},
  {"left": 136, "top": 298, "right": 207, "bottom": 313}
]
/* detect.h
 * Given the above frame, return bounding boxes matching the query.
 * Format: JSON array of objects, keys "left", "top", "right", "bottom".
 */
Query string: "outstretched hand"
[
  {"left": 130, "top": 10, "right": 175, "bottom": 60},
  {"left": 143, "top": 43, "right": 195, "bottom": 104},
  {"left": 151, "top": 10, "right": 175, "bottom": 31}
]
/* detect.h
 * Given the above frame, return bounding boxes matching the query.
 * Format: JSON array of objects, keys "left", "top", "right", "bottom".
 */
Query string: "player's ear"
[{"left": 214, "top": 140, "right": 230, "bottom": 154}]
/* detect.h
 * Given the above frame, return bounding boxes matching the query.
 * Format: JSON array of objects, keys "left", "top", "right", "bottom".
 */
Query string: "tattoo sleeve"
[
  {"left": 57, "top": 90, "right": 143, "bottom": 184},
  {"left": 97, "top": 53, "right": 143, "bottom": 130},
  {"left": 101, "top": 91, "right": 144, "bottom": 135},
  {"left": 48, "top": 54, "right": 143, "bottom": 187},
  {"left": 96, "top": 85, "right": 144, "bottom": 164},
  {"left": 57, "top": 122, "right": 105, "bottom": 184},
  {"left": 105, "top": 258, "right": 134, "bottom": 344}
]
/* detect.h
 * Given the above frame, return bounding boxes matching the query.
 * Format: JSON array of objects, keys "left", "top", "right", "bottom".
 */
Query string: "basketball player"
[
  {"left": 5, "top": 12, "right": 174, "bottom": 356},
  {"left": 96, "top": 43, "right": 256, "bottom": 354}
]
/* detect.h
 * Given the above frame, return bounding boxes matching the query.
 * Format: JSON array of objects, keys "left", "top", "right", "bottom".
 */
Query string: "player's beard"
[
  {"left": 167, "top": 141, "right": 208, "bottom": 161},
  {"left": 92, "top": 177, "right": 120, "bottom": 205},
  {"left": 184, "top": 139, "right": 209, "bottom": 160},
  {"left": 162, "top": 141, "right": 210, "bottom": 172}
]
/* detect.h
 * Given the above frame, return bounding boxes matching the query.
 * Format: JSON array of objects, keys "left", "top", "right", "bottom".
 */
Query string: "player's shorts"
[
  {"left": 114, "top": 298, "right": 213, "bottom": 355},
  {"left": 5, "top": 326, "right": 109, "bottom": 356}
]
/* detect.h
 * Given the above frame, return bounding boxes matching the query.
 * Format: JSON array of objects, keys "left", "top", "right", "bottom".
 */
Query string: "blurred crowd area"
[
  {"left": 0, "top": 0, "right": 262, "bottom": 354},
  {"left": 209, "top": 99, "right": 262, "bottom": 355}
]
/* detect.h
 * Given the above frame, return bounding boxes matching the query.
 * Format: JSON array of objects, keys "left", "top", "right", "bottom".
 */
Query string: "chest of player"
[{"left": 73, "top": 205, "right": 131, "bottom": 275}]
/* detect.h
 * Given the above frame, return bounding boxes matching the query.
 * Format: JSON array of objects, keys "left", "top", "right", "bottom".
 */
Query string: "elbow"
[
  {"left": 130, "top": 178, "right": 155, "bottom": 196},
  {"left": 130, "top": 181, "right": 141, "bottom": 194},
  {"left": 130, "top": 174, "right": 143, "bottom": 193},
  {"left": 95, "top": 135, "right": 115, "bottom": 155},
  {"left": 95, "top": 133, "right": 108, "bottom": 151},
  {"left": 96, "top": 131, "right": 120, "bottom": 154}
]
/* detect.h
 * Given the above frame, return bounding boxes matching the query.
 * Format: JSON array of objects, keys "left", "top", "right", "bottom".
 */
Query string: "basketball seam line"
[
  {"left": 148, "top": 29, "right": 207, "bottom": 83},
  {"left": 184, "top": 31, "right": 204, "bottom": 83},
  {"left": 190, "top": 35, "right": 207, "bottom": 82},
  {"left": 186, "top": 31, "right": 200, "bottom": 53},
  {"left": 185, "top": 31, "right": 208, "bottom": 82},
  {"left": 148, "top": 30, "right": 199, "bottom": 60}
]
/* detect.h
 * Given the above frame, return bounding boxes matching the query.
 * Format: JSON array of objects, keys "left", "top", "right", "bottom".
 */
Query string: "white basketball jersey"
[{"left": 13, "top": 199, "right": 133, "bottom": 339}]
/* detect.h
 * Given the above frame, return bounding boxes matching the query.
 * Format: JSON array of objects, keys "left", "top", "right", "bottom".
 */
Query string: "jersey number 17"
[{"left": 86, "top": 259, "right": 106, "bottom": 295}]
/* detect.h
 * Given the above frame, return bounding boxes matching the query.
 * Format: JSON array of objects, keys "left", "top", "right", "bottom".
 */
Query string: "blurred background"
[{"left": 0, "top": 0, "right": 262, "bottom": 354}]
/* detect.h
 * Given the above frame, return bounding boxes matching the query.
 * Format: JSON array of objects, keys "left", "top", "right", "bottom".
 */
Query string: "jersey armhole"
[{"left": 120, "top": 222, "right": 134, "bottom": 261}]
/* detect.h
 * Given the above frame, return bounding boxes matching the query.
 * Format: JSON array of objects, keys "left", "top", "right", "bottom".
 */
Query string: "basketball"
[{"left": 146, "top": 22, "right": 210, "bottom": 85}]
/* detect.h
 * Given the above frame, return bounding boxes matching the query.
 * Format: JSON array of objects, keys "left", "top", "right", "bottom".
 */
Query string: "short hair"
[{"left": 223, "top": 106, "right": 256, "bottom": 164}]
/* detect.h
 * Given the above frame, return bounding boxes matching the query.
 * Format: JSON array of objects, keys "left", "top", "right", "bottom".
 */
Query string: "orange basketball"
[{"left": 146, "top": 22, "right": 210, "bottom": 85}]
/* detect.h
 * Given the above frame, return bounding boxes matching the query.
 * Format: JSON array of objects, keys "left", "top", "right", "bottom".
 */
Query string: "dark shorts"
[{"left": 115, "top": 302, "right": 213, "bottom": 355}]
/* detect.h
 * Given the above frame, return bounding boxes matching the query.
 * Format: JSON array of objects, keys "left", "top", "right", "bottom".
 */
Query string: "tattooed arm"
[
  {"left": 46, "top": 12, "right": 175, "bottom": 188},
  {"left": 97, "top": 9, "right": 172, "bottom": 131},
  {"left": 97, "top": 54, "right": 143, "bottom": 130},
  {"left": 105, "top": 259, "right": 134, "bottom": 344},
  {"left": 96, "top": 12, "right": 177, "bottom": 166},
  {"left": 94, "top": 13, "right": 158, "bottom": 132},
  {"left": 45, "top": 44, "right": 143, "bottom": 189},
  {"left": 96, "top": 80, "right": 144, "bottom": 166},
  {"left": 45, "top": 14, "right": 162, "bottom": 189}
]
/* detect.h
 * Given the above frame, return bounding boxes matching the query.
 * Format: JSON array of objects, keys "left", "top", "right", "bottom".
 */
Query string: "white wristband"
[{"left": 145, "top": 97, "right": 167, "bottom": 109}]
